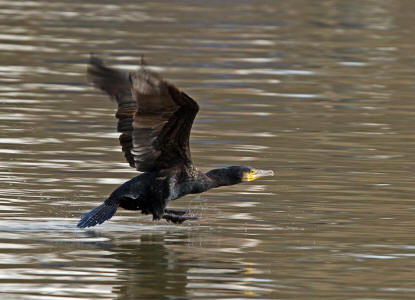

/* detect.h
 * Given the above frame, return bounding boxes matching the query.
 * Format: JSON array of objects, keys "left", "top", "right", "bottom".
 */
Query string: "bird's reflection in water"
[
  {"left": 101, "top": 231, "right": 270, "bottom": 299},
  {"left": 75, "top": 227, "right": 269, "bottom": 299},
  {"left": 111, "top": 233, "right": 189, "bottom": 300}
]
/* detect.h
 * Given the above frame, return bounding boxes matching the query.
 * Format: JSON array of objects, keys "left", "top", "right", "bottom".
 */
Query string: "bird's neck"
[
  {"left": 205, "top": 168, "right": 238, "bottom": 189},
  {"left": 174, "top": 168, "right": 238, "bottom": 197}
]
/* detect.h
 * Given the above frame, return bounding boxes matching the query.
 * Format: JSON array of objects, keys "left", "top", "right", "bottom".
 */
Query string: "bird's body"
[
  {"left": 110, "top": 167, "right": 208, "bottom": 218},
  {"left": 77, "top": 57, "right": 274, "bottom": 228}
]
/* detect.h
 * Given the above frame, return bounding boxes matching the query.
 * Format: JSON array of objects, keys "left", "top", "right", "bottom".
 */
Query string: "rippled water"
[{"left": 1, "top": 0, "right": 415, "bottom": 299}]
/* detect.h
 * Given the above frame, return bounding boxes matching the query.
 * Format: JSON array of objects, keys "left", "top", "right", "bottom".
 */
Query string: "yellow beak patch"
[{"left": 247, "top": 169, "right": 259, "bottom": 181}]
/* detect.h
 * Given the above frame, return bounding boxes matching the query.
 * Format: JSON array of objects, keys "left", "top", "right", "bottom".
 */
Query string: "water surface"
[{"left": 1, "top": 0, "right": 415, "bottom": 299}]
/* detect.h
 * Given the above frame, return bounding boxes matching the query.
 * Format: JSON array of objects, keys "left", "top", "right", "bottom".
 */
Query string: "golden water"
[{"left": 1, "top": 0, "right": 415, "bottom": 299}]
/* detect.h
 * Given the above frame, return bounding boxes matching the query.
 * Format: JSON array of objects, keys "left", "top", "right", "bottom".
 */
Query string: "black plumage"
[{"left": 77, "top": 57, "right": 274, "bottom": 228}]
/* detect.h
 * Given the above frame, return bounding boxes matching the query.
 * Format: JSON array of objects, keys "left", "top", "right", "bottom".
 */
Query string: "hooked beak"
[{"left": 248, "top": 169, "right": 275, "bottom": 181}]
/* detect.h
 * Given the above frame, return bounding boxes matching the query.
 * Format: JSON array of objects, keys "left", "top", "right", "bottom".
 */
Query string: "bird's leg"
[
  {"left": 164, "top": 208, "right": 189, "bottom": 216},
  {"left": 162, "top": 214, "right": 198, "bottom": 224}
]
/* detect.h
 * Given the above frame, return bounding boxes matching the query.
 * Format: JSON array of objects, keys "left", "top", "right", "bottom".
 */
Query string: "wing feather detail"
[
  {"left": 87, "top": 57, "right": 136, "bottom": 167},
  {"left": 87, "top": 56, "right": 199, "bottom": 172},
  {"left": 129, "top": 69, "right": 199, "bottom": 171}
]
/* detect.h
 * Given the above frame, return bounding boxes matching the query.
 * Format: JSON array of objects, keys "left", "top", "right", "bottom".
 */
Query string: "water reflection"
[
  {"left": 110, "top": 232, "right": 272, "bottom": 299},
  {"left": 113, "top": 234, "right": 189, "bottom": 299},
  {"left": 1, "top": 0, "right": 415, "bottom": 299}
]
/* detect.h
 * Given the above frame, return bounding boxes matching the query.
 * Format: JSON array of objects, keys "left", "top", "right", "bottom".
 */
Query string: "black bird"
[{"left": 77, "top": 57, "right": 275, "bottom": 228}]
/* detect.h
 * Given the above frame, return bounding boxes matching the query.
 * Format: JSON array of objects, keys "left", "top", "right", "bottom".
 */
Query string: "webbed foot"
[
  {"left": 164, "top": 208, "right": 189, "bottom": 216},
  {"left": 162, "top": 214, "right": 198, "bottom": 224}
]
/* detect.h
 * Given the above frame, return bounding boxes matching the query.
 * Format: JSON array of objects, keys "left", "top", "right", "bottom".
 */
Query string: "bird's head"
[
  {"left": 226, "top": 166, "right": 275, "bottom": 183},
  {"left": 206, "top": 166, "right": 275, "bottom": 187}
]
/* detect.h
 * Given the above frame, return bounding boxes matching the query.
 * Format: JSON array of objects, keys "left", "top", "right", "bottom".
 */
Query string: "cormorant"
[{"left": 77, "top": 57, "right": 275, "bottom": 228}]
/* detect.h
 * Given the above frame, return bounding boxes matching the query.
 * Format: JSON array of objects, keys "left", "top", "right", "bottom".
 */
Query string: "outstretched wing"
[
  {"left": 87, "top": 56, "right": 199, "bottom": 172},
  {"left": 87, "top": 56, "right": 137, "bottom": 167}
]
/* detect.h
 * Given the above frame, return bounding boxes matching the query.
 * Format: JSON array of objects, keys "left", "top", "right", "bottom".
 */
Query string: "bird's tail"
[{"left": 77, "top": 199, "right": 119, "bottom": 228}]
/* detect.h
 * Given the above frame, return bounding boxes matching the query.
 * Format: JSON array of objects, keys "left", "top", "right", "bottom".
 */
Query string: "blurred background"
[{"left": 0, "top": 0, "right": 415, "bottom": 299}]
